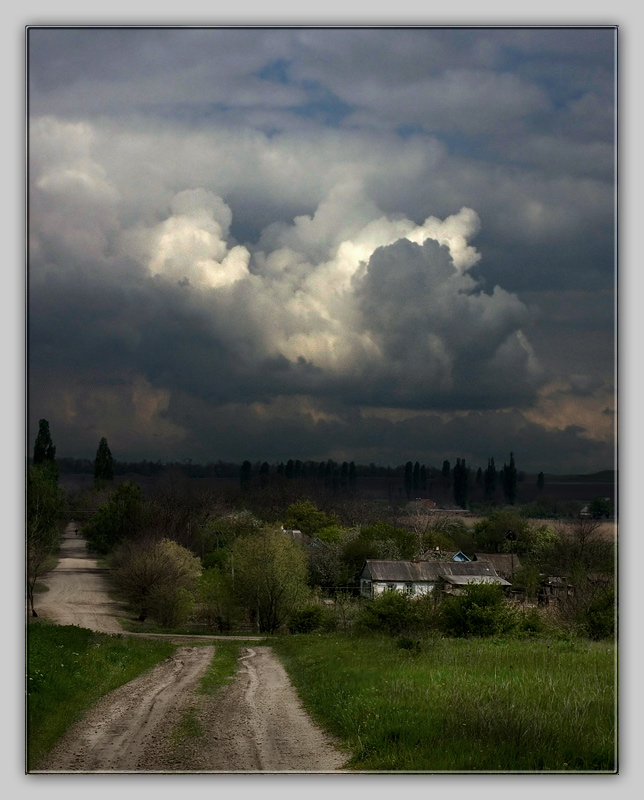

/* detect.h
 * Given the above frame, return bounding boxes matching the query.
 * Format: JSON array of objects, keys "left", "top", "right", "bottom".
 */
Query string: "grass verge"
[
  {"left": 198, "top": 641, "right": 243, "bottom": 695},
  {"left": 273, "top": 634, "right": 616, "bottom": 772},
  {"left": 26, "top": 620, "right": 177, "bottom": 771}
]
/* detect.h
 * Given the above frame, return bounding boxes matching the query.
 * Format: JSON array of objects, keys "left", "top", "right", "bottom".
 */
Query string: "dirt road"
[
  {"left": 32, "top": 524, "right": 348, "bottom": 773},
  {"left": 36, "top": 523, "right": 127, "bottom": 633}
]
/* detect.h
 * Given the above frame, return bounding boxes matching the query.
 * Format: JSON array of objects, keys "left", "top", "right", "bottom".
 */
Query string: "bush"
[
  {"left": 289, "top": 605, "right": 325, "bottom": 633},
  {"left": 357, "top": 590, "right": 420, "bottom": 636},
  {"left": 581, "top": 587, "right": 616, "bottom": 640},
  {"left": 111, "top": 537, "right": 201, "bottom": 626},
  {"left": 440, "top": 583, "right": 516, "bottom": 637}
]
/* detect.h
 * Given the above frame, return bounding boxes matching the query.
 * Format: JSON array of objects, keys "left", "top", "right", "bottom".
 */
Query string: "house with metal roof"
[{"left": 360, "top": 559, "right": 511, "bottom": 599}]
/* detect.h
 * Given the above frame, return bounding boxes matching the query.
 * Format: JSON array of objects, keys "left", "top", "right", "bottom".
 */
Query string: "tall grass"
[
  {"left": 273, "top": 634, "right": 616, "bottom": 772},
  {"left": 26, "top": 621, "right": 177, "bottom": 770}
]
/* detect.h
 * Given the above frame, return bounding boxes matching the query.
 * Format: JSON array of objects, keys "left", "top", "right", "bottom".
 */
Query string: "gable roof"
[
  {"left": 362, "top": 559, "right": 502, "bottom": 582},
  {"left": 473, "top": 553, "right": 522, "bottom": 576}
]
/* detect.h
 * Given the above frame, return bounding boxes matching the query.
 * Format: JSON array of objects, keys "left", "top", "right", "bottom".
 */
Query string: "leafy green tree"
[
  {"left": 111, "top": 537, "right": 202, "bottom": 625},
  {"left": 196, "top": 565, "right": 235, "bottom": 632},
  {"left": 473, "top": 509, "right": 533, "bottom": 554},
  {"left": 94, "top": 437, "right": 114, "bottom": 489},
  {"left": 83, "top": 482, "right": 144, "bottom": 554},
  {"left": 589, "top": 496, "right": 612, "bottom": 518},
  {"left": 283, "top": 500, "right": 339, "bottom": 536},
  {"left": 232, "top": 528, "right": 309, "bottom": 633},
  {"left": 27, "top": 464, "right": 65, "bottom": 617}
]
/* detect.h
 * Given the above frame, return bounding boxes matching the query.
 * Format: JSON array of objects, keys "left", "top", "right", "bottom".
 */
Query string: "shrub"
[
  {"left": 357, "top": 590, "right": 420, "bottom": 636},
  {"left": 289, "top": 605, "right": 325, "bottom": 633},
  {"left": 581, "top": 587, "right": 616, "bottom": 640},
  {"left": 111, "top": 537, "right": 201, "bottom": 625},
  {"left": 440, "top": 583, "right": 516, "bottom": 637}
]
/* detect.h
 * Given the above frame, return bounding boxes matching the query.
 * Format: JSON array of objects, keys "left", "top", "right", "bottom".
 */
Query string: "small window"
[{"left": 404, "top": 582, "right": 414, "bottom": 595}]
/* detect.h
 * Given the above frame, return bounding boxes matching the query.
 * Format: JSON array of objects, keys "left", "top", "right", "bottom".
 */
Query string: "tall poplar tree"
[{"left": 94, "top": 437, "right": 114, "bottom": 489}]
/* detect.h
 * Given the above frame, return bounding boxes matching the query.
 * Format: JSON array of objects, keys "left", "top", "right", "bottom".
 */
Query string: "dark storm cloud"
[{"left": 27, "top": 27, "right": 616, "bottom": 472}]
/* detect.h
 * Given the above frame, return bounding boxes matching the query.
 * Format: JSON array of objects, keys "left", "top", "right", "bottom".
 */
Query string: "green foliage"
[
  {"left": 233, "top": 528, "right": 310, "bottom": 633},
  {"left": 27, "top": 621, "right": 175, "bottom": 771},
  {"left": 27, "top": 464, "right": 66, "bottom": 616},
  {"left": 94, "top": 436, "right": 114, "bottom": 488},
  {"left": 510, "top": 564, "right": 543, "bottom": 599},
  {"left": 473, "top": 509, "right": 533, "bottom": 554},
  {"left": 273, "top": 634, "right": 616, "bottom": 771},
  {"left": 440, "top": 583, "right": 517, "bottom": 637},
  {"left": 199, "top": 510, "right": 262, "bottom": 552},
  {"left": 83, "top": 481, "right": 144, "bottom": 554},
  {"left": 196, "top": 566, "right": 234, "bottom": 632},
  {"left": 589, "top": 496, "right": 612, "bottom": 518},
  {"left": 111, "top": 537, "right": 202, "bottom": 626},
  {"left": 357, "top": 590, "right": 421, "bottom": 636},
  {"left": 289, "top": 604, "right": 326, "bottom": 633},
  {"left": 340, "top": 521, "right": 416, "bottom": 581},
  {"left": 580, "top": 587, "right": 616, "bottom": 640},
  {"left": 283, "top": 500, "right": 339, "bottom": 536}
]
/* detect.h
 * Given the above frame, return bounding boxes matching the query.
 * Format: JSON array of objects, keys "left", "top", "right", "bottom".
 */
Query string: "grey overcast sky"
[{"left": 27, "top": 25, "right": 616, "bottom": 473}]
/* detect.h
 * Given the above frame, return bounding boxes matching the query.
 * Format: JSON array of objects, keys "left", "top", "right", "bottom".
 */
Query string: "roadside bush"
[
  {"left": 516, "top": 607, "right": 546, "bottom": 637},
  {"left": 440, "top": 583, "right": 517, "bottom": 637},
  {"left": 581, "top": 587, "right": 616, "bottom": 640},
  {"left": 111, "top": 537, "right": 202, "bottom": 625},
  {"left": 289, "top": 604, "right": 338, "bottom": 634},
  {"left": 357, "top": 590, "right": 420, "bottom": 636},
  {"left": 289, "top": 605, "right": 325, "bottom": 633}
]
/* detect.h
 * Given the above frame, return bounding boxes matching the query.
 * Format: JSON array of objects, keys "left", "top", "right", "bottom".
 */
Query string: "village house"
[{"left": 359, "top": 559, "right": 511, "bottom": 599}]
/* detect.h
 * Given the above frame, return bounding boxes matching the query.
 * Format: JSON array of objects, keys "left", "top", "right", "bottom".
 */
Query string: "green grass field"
[
  {"left": 26, "top": 621, "right": 177, "bottom": 771},
  {"left": 273, "top": 634, "right": 616, "bottom": 772}
]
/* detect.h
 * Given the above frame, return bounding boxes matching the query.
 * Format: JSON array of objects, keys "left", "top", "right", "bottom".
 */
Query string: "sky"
[{"left": 27, "top": 25, "right": 617, "bottom": 474}]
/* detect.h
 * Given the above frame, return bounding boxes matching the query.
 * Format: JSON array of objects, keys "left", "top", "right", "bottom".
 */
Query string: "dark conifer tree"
[
  {"left": 413, "top": 461, "right": 420, "bottom": 493},
  {"left": 349, "top": 461, "right": 357, "bottom": 488},
  {"left": 420, "top": 464, "right": 427, "bottom": 492},
  {"left": 259, "top": 461, "right": 270, "bottom": 487},
  {"left": 240, "top": 460, "right": 252, "bottom": 489},
  {"left": 453, "top": 458, "right": 469, "bottom": 509},
  {"left": 404, "top": 461, "right": 413, "bottom": 499},
  {"left": 484, "top": 457, "right": 497, "bottom": 502},
  {"left": 476, "top": 467, "right": 483, "bottom": 487},
  {"left": 33, "top": 419, "right": 56, "bottom": 465},
  {"left": 285, "top": 459, "right": 295, "bottom": 479},
  {"left": 502, "top": 452, "right": 518, "bottom": 505},
  {"left": 537, "top": 471, "right": 545, "bottom": 490},
  {"left": 94, "top": 437, "right": 114, "bottom": 488}
]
